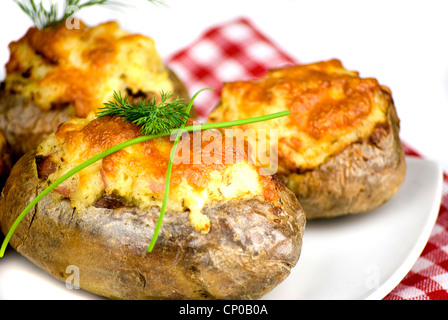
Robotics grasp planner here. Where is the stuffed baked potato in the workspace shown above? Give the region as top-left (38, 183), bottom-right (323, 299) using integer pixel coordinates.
top-left (208, 59), bottom-right (406, 219)
top-left (0, 20), bottom-right (189, 161)
top-left (0, 114), bottom-right (306, 300)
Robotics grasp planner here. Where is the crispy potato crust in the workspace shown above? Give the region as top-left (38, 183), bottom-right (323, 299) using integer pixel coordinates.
top-left (0, 150), bottom-right (306, 300)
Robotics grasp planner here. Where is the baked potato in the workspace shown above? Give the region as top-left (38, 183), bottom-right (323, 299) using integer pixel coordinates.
top-left (208, 59), bottom-right (406, 219)
top-left (0, 115), bottom-right (306, 300)
top-left (0, 20), bottom-right (189, 161)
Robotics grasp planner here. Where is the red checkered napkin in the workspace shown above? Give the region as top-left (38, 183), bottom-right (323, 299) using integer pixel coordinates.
top-left (167, 18), bottom-right (296, 119)
top-left (165, 17), bottom-right (448, 300)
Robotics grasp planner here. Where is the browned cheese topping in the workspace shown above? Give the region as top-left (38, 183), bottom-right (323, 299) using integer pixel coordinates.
top-left (37, 115), bottom-right (281, 233)
top-left (208, 59), bottom-right (393, 173)
top-left (4, 21), bottom-right (176, 117)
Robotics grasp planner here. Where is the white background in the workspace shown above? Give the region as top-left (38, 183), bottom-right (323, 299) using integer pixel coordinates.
top-left (0, 0), bottom-right (447, 300)
top-left (0, 0), bottom-right (447, 172)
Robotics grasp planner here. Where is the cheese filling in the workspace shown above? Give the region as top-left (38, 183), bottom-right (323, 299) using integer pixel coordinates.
top-left (37, 115), bottom-right (277, 233)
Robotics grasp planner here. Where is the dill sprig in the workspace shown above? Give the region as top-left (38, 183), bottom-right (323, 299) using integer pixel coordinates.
top-left (97, 91), bottom-right (191, 135)
top-left (0, 88), bottom-right (291, 257)
top-left (14, 0), bottom-right (162, 29)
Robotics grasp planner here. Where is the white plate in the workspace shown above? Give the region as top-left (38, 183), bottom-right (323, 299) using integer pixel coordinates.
top-left (0, 156), bottom-right (443, 300)
top-left (262, 156), bottom-right (444, 300)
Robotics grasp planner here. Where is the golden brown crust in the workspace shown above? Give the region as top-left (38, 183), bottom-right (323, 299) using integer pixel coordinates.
top-left (0, 147), bottom-right (306, 300)
top-left (4, 21), bottom-right (185, 117)
top-left (47, 115), bottom-right (273, 197)
top-left (221, 59), bottom-right (376, 139)
top-left (209, 59), bottom-right (391, 172)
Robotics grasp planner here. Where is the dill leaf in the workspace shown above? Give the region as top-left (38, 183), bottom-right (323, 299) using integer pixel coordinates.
top-left (96, 91), bottom-right (192, 135)
top-left (14, 0), bottom-right (162, 29)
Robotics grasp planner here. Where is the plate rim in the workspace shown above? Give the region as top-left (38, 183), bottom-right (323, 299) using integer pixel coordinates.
top-left (364, 156), bottom-right (444, 300)
top-left (261, 156), bottom-right (444, 300)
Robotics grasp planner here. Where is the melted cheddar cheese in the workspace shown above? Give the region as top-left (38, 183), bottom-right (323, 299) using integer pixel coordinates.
top-left (208, 59), bottom-right (392, 173)
top-left (4, 21), bottom-right (175, 117)
top-left (37, 115), bottom-right (279, 233)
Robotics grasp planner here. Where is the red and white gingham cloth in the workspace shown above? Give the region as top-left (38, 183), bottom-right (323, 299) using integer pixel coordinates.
top-left (167, 18), bottom-right (296, 120)
top-left (166, 17), bottom-right (448, 300)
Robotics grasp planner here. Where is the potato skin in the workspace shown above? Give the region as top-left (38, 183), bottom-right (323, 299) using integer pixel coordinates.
top-left (0, 150), bottom-right (305, 300)
top-left (0, 68), bottom-right (190, 161)
top-left (283, 99), bottom-right (406, 219)
top-left (0, 89), bottom-right (73, 161)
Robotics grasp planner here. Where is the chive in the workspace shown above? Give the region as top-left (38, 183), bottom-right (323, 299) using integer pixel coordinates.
top-left (0, 103), bottom-right (289, 258)
top-left (146, 87), bottom-right (208, 253)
